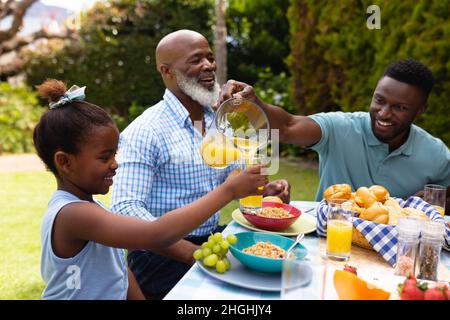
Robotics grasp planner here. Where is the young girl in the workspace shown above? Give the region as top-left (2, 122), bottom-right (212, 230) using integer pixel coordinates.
top-left (34, 79), bottom-right (267, 300)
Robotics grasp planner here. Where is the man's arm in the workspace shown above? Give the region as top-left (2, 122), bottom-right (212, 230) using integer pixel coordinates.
top-left (219, 80), bottom-right (322, 147)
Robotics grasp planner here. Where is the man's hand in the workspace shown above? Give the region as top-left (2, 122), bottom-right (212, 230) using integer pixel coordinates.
top-left (215, 79), bottom-right (263, 109)
top-left (413, 189), bottom-right (424, 198)
top-left (263, 179), bottom-right (291, 203)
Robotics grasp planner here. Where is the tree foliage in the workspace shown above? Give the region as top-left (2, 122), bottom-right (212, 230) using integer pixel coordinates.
top-left (24, 0), bottom-right (293, 126)
top-left (23, 0), bottom-right (214, 128)
top-left (288, 0), bottom-right (450, 144)
top-left (224, 0), bottom-right (297, 156)
top-left (0, 82), bottom-right (42, 153)
top-left (226, 0), bottom-right (291, 84)
top-left (0, 0), bottom-right (76, 80)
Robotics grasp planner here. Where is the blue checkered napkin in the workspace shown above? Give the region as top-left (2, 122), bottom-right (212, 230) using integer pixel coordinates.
top-left (316, 196), bottom-right (450, 266)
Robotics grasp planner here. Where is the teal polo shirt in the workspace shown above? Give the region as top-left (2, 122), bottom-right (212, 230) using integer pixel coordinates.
top-left (309, 111), bottom-right (450, 201)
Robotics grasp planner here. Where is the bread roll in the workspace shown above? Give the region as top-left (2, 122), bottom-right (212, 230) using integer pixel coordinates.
top-left (369, 185), bottom-right (390, 203)
top-left (402, 207), bottom-right (429, 221)
top-left (385, 198), bottom-right (406, 225)
top-left (354, 187), bottom-right (378, 208)
top-left (385, 198), bottom-right (429, 224)
top-left (359, 202), bottom-right (389, 223)
top-left (323, 184), bottom-right (352, 202)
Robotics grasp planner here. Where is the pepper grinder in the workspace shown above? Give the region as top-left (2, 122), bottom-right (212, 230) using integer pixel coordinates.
top-left (417, 220), bottom-right (445, 281)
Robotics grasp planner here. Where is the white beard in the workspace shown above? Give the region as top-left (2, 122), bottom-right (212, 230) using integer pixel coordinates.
top-left (175, 70), bottom-right (220, 108)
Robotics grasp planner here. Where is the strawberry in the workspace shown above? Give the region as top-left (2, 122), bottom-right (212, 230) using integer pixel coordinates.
top-left (343, 264), bottom-right (357, 275)
top-left (435, 282), bottom-right (449, 299)
top-left (398, 277), bottom-right (425, 300)
top-left (403, 274), bottom-right (417, 288)
top-left (399, 284), bottom-right (424, 300)
top-left (424, 287), bottom-right (446, 300)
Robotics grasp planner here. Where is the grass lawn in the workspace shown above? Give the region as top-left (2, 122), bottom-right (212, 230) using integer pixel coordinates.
top-left (0, 159), bottom-right (318, 300)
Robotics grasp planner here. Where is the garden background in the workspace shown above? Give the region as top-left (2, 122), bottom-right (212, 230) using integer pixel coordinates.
top-left (1, 0), bottom-right (449, 299)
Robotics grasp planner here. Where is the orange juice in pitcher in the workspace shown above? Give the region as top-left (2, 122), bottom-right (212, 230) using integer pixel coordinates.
top-left (200, 134), bottom-right (241, 169)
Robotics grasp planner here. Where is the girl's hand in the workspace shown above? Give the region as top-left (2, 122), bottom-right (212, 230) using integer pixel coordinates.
top-left (224, 165), bottom-right (268, 199)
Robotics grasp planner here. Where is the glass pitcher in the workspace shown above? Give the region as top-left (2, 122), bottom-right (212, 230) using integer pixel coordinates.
top-left (199, 124), bottom-right (241, 169)
top-left (215, 97), bottom-right (270, 164)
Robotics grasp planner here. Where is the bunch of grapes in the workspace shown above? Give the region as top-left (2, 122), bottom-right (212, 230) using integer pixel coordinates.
top-left (193, 232), bottom-right (237, 274)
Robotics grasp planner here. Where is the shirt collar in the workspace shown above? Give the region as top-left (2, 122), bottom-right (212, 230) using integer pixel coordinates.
top-left (364, 113), bottom-right (414, 156)
top-left (163, 89), bottom-right (190, 127)
top-left (365, 114), bottom-right (383, 147)
top-left (163, 89), bottom-right (216, 129)
top-left (391, 126), bottom-right (415, 156)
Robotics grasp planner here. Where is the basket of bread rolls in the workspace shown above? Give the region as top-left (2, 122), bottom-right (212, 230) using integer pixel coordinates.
top-left (321, 184), bottom-right (430, 251)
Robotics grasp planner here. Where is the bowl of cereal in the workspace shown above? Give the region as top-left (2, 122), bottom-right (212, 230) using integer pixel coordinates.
top-left (242, 202), bottom-right (302, 231)
top-left (229, 232), bottom-right (307, 273)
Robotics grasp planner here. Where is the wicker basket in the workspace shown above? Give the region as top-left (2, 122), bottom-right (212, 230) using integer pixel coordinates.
top-left (352, 227), bottom-right (374, 250)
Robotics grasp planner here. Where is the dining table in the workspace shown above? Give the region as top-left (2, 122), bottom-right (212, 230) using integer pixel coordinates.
top-left (164, 201), bottom-right (450, 300)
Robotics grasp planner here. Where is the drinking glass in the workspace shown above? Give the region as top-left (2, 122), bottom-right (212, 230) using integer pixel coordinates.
top-left (326, 200), bottom-right (353, 262)
top-left (239, 151), bottom-right (270, 214)
top-left (281, 248), bottom-right (329, 300)
top-left (424, 184), bottom-right (446, 217)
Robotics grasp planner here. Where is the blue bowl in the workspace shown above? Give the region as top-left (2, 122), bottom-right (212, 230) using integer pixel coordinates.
top-left (229, 232), bottom-right (307, 273)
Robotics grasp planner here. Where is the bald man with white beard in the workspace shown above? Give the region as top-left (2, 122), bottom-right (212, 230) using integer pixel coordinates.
top-left (111, 30), bottom-right (290, 299)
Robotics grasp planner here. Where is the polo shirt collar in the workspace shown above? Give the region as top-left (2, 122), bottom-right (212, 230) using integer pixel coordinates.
top-left (393, 126), bottom-right (415, 156)
top-left (365, 114), bottom-right (383, 147)
top-left (364, 113), bottom-right (414, 156)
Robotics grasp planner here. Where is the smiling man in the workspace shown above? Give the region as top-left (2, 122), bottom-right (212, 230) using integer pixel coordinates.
top-left (110, 30), bottom-right (289, 299)
top-left (220, 59), bottom-right (450, 201)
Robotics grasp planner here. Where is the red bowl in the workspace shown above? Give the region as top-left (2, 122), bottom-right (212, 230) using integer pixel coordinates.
top-left (242, 201), bottom-right (302, 231)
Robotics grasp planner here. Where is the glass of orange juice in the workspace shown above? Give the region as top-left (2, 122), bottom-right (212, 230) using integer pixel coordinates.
top-left (424, 184), bottom-right (446, 217)
top-left (239, 151), bottom-right (269, 214)
top-left (326, 200), bottom-right (353, 262)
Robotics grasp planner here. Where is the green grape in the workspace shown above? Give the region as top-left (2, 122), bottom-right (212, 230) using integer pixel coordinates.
top-left (206, 239), bottom-right (216, 249)
top-left (203, 253), bottom-right (219, 267)
top-left (212, 244), bottom-right (221, 254)
top-left (215, 260), bottom-right (227, 274)
top-left (212, 232), bottom-right (223, 242)
top-left (198, 231), bottom-right (234, 273)
top-left (202, 247), bottom-right (212, 257)
top-left (193, 249), bottom-right (203, 260)
top-left (223, 257), bottom-right (231, 270)
top-left (226, 234), bottom-right (237, 244)
top-left (220, 241), bottom-right (229, 251)
top-left (219, 247), bottom-right (228, 256)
